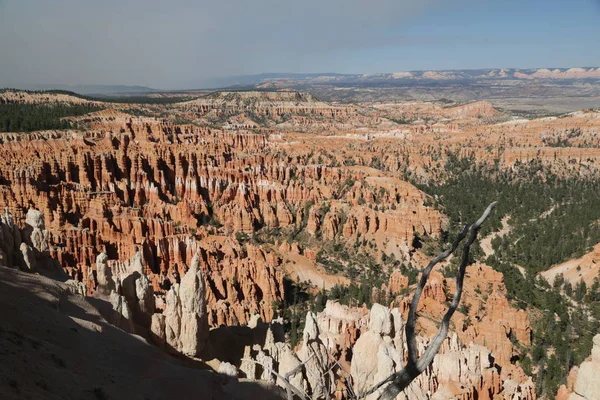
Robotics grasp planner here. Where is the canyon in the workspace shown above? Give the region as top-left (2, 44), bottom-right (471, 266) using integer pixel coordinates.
top-left (1, 88), bottom-right (600, 399)
top-left (0, 207), bottom-right (535, 399)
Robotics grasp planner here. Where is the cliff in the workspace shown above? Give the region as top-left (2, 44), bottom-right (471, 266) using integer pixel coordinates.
top-left (177, 90), bottom-right (357, 121)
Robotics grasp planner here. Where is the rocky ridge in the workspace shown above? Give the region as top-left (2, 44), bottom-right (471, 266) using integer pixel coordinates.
top-left (177, 90), bottom-right (356, 121)
top-left (0, 90), bottom-right (102, 105)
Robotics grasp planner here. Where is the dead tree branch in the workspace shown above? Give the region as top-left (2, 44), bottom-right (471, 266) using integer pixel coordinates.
top-left (240, 358), bottom-right (311, 400)
top-left (361, 201), bottom-right (497, 400)
top-left (284, 353), bottom-right (315, 400)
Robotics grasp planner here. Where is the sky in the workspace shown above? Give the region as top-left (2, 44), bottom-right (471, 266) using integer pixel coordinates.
top-left (1, 0), bottom-right (600, 89)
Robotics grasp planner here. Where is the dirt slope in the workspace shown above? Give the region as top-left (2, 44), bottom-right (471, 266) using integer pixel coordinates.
top-left (540, 243), bottom-right (600, 286)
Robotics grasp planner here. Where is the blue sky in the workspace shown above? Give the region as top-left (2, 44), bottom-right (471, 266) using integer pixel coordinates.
top-left (0, 0), bottom-right (599, 88)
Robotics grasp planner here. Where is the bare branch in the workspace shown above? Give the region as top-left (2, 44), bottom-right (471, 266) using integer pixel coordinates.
top-left (284, 353), bottom-right (315, 380)
top-left (283, 353), bottom-right (314, 400)
top-left (240, 358), bottom-right (311, 400)
top-left (405, 223), bottom-right (470, 366)
top-left (361, 201), bottom-right (497, 400)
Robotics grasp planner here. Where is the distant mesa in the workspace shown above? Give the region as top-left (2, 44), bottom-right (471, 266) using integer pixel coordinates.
top-left (211, 67), bottom-right (600, 88)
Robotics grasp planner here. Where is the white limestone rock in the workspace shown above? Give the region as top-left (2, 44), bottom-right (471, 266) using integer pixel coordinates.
top-left (150, 313), bottom-right (166, 348)
top-left (178, 252), bottom-right (209, 356)
top-left (20, 242), bottom-right (36, 272)
top-left (299, 311), bottom-right (334, 398)
top-left (135, 273), bottom-right (154, 315)
top-left (218, 362), bottom-right (239, 378)
top-left (159, 252), bottom-right (208, 357)
top-left (25, 208), bottom-right (49, 254)
top-left (240, 345), bottom-right (257, 379)
top-left (95, 253), bottom-right (115, 293)
top-left (275, 343), bottom-right (304, 390)
top-left (256, 350), bottom-right (276, 384)
top-left (369, 303), bottom-right (392, 336)
top-left (248, 313), bottom-right (262, 329)
top-left (109, 291), bottom-right (135, 333)
top-left (351, 329), bottom-right (384, 394)
top-left (569, 334), bottom-right (600, 400)
top-left (65, 279), bottom-right (87, 296)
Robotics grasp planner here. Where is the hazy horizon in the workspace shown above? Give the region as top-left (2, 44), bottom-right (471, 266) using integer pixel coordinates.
top-left (1, 0), bottom-right (600, 89)
top-left (5, 65), bottom-right (600, 93)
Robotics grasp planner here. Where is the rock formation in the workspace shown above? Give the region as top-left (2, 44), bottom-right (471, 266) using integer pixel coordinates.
top-left (243, 300), bottom-right (535, 400)
top-left (0, 203), bottom-right (535, 399)
top-left (0, 207), bottom-right (54, 272)
top-left (567, 334), bottom-right (600, 400)
top-left (4, 89), bottom-right (599, 399)
top-left (0, 108), bottom-right (446, 326)
top-left (395, 264), bottom-right (532, 368)
top-left (350, 304), bottom-right (404, 398)
top-left (0, 265), bottom-right (281, 400)
top-left (95, 252), bottom-right (114, 293)
top-left (298, 311), bottom-right (336, 398)
top-left (150, 252), bottom-right (209, 357)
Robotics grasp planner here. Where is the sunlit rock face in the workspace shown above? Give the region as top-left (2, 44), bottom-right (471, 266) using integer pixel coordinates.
top-left (242, 299), bottom-right (534, 400)
top-left (566, 335), bottom-right (600, 400)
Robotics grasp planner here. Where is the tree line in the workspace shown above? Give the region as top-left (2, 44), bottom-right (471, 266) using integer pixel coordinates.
top-left (0, 103), bottom-right (102, 132)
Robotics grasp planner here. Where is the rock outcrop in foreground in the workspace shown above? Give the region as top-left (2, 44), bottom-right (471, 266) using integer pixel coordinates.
top-left (242, 300), bottom-right (535, 400)
top-left (0, 266), bottom-right (281, 400)
top-left (150, 251), bottom-right (209, 356)
top-left (0, 208), bottom-right (53, 273)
